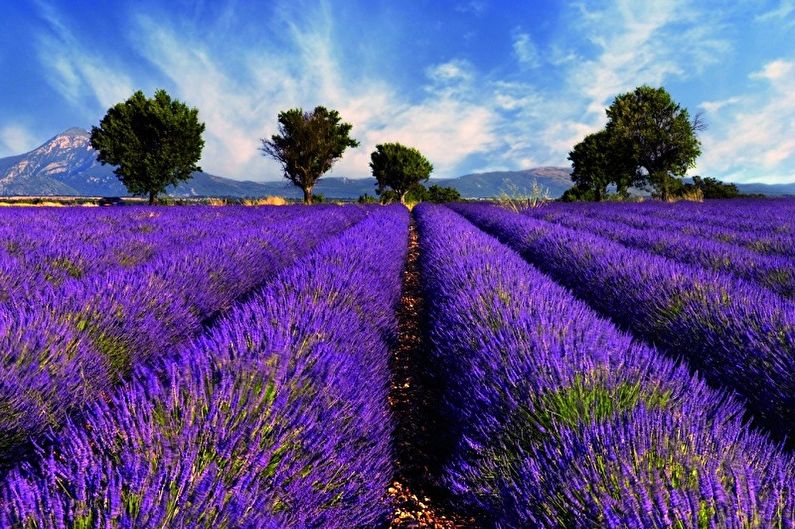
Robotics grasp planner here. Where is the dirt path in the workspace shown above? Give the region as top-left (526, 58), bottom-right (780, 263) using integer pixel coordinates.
top-left (387, 219), bottom-right (479, 529)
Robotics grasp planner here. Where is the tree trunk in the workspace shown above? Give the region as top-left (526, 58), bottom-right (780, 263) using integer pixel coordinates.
top-left (303, 186), bottom-right (313, 204)
top-left (148, 190), bottom-right (157, 205)
top-left (399, 190), bottom-right (407, 204)
top-left (594, 186), bottom-right (602, 202)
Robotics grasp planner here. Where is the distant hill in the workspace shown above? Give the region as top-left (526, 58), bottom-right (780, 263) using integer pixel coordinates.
top-left (448, 167), bottom-right (573, 198)
top-left (732, 181), bottom-right (795, 196)
top-left (1, 128), bottom-right (790, 199)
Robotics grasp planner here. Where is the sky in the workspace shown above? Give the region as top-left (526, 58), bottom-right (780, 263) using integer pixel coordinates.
top-left (1, 0), bottom-right (794, 184)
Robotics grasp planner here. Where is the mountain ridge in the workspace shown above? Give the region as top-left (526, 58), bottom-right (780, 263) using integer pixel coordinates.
top-left (1, 128), bottom-right (792, 198)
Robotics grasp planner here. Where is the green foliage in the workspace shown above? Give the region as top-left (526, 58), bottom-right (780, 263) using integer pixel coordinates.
top-left (370, 142), bottom-right (433, 204)
top-left (606, 85), bottom-right (703, 200)
top-left (687, 176), bottom-right (742, 199)
top-left (378, 183), bottom-right (424, 204)
top-left (567, 130), bottom-right (634, 201)
top-left (357, 193), bottom-right (378, 204)
top-left (560, 185), bottom-right (597, 202)
top-left (90, 89), bottom-right (205, 205)
top-left (567, 85), bottom-right (703, 202)
top-left (260, 106), bottom-right (359, 204)
top-left (376, 183), bottom-right (461, 205)
top-left (425, 184), bottom-right (461, 203)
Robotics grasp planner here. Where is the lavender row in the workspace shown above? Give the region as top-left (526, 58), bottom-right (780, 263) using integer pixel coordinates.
top-left (527, 207), bottom-right (795, 297)
top-left (415, 204), bottom-right (794, 528)
top-left (1, 205), bottom-right (408, 528)
top-left (0, 206), bottom-right (308, 301)
top-left (453, 203), bottom-right (795, 443)
top-left (546, 199), bottom-right (795, 234)
top-left (530, 202), bottom-right (795, 258)
top-left (0, 205), bottom-right (366, 465)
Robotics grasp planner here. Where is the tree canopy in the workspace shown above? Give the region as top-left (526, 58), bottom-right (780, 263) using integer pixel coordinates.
top-left (260, 106), bottom-right (358, 204)
top-left (370, 142), bottom-right (433, 204)
top-left (567, 85), bottom-right (703, 201)
top-left (90, 89), bottom-right (205, 204)
top-left (606, 85), bottom-right (703, 200)
top-left (567, 130), bottom-right (634, 202)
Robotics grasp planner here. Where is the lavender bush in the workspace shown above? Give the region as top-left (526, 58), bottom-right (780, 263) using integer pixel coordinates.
top-left (1, 205), bottom-right (408, 528)
top-left (0, 205), bottom-right (366, 465)
top-left (452, 202), bottom-right (795, 443)
top-left (525, 207), bottom-right (795, 297)
top-left (415, 203), bottom-right (794, 527)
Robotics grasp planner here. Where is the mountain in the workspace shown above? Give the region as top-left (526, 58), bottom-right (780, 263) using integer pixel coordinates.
top-left (733, 182), bottom-right (795, 196)
top-left (0, 128), bottom-right (279, 198)
top-left (2, 128), bottom-right (790, 199)
top-left (448, 167), bottom-right (573, 198)
top-left (0, 128), bottom-right (576, 199)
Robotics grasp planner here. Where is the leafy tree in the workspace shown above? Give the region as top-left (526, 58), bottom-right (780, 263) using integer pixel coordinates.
top-left (377, 183), bottom-right (426, 204)
top-left (560, 185), bottom-right (597, 202)
top-left (425, 184), bottom-right (461, 203)
top-left (680, 176), bottom-right (742, 199)
top-left (370, 143), bottom-right (433, 204)
top-left (567, 130), bottom-right (635, 201)
top-left (260, 106), bottom-right (358, 204)
top-left (605, 85), bottom-right (703, 200)
top-left (90, 89), bottom-right (205, 205)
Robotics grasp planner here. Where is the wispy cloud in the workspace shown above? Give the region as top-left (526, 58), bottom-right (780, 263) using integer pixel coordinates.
top-left (569, 0), bottom-right (727, 117)
top-left (34, 0), bottom-right (134, 115)
top-left (478, 0), bottom-right (734, 174)
top-left (15, 0), bottom-right (791, 185)
top-left (698, 59), bottom-right (795, 183)
top-left (0, 124), bottom-right (39, 156)
top-left (455, 1), bottom-right (487, 15)
top-left (512, 31), bottom-right (540, 68)
top-left (755, 0), bottom-right (795, 24)
top-left (127, 4), bottom-right (498, 179)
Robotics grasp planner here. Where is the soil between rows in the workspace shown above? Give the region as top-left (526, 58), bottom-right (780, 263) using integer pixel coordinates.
top-left (387, 218), bottom-right (478, 529)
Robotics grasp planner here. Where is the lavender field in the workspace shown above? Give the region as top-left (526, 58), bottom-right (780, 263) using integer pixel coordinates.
top-left (1, 200), bottom-right (794, 528)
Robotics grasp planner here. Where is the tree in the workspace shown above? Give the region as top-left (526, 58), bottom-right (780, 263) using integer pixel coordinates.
top-left (260, 106), bottom-right (358, 204)
top-left (567, 130), bottom-right (635, 202)
top-left (370, 143), bottom-right (433, 204)
top-left (90, 89), bottom-right (205, 205)
top-left (425, 184), bottom-right (461, 203)
top-left (684, 176), bottom-right (742, 199)
top-left (605, 85), bottom-right (703, 201)
top-left (560, 185), bottom-right (597, 202)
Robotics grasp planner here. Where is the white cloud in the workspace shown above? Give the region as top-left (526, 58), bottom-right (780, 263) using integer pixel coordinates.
top-left (755, 1), bottom-right (795, 23)
top-left (425, 60), bottom-right (474, 85)
top-left (512, 32), bottom-right (540, 68)
top-left (34, 1), bottom-right (134, 114)
top-left (570, 0), bottom-right (712, 117)
top-left (483, 0), bottom-right (735, 173)
top-left (126, 8), bottom-right (497, 180)
top-left (698, 59), bottom-right (795, 184)
top-left (700, 96), bottom-right (742, 114)
top-left (0, 125), bottom-right (39, 156)
top-left (751, 59), bottom-right (794, 81)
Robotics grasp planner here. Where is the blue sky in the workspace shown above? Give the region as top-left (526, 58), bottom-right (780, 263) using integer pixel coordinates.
top-left (1, 0), bottom-right (794, 184)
